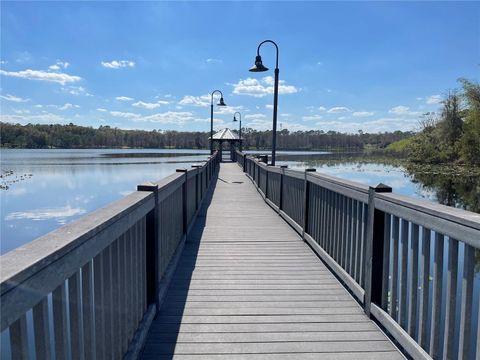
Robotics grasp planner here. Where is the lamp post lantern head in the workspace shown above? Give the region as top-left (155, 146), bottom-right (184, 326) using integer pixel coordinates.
top-left (218, 97), bottom-right (227, 106)
top-left (233, 116), bottom-right (237, 122)
top-left (249, 55), bottom-right (269, 72)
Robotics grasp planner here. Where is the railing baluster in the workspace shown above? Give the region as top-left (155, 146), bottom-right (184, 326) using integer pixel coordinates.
top-left (81, 260), bottom-right (95, 360)
top-left (399, 219), bottom-right (409, 329)
top-left (111, 239), bottom-right (121, 359)
top-left (52, 283), bottom-right (69, 359)
top-left (10, 313), bottom-right (29, 360)
top-left (430, 232), bottom-right (444, 358)
top-left (68, 270), bottom-right (84, 360)
top-left (33, 297), bottom-right (51, 359)
top-left (443, 237), bottom-right (459, 359)
top-left (408, 223), bottom-right (419, 338)
top-left (391, 216), bottom-right (400, 320)
top-left (419, 228), bottom-right (431, 350)
top-left (102, 245), bottom-right (113, 358)
top-left (458, 244), bottom-right (474, 359)
top-left (93, 253), bottom-right (105, 360)
top-left (381, 213), bottom-right (391, 311)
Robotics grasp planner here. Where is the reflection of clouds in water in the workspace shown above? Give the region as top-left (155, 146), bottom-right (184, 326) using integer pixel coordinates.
top-left (5, 205), bottom-right (86, 223)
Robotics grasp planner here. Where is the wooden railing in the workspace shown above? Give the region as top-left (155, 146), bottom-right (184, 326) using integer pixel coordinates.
top-left (0, 152), bottom-right (220, 360)
top-left (234, 150), bottom-right (480, 360)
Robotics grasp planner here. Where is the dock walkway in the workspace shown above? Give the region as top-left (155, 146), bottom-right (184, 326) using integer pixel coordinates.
top-left (141, 162), bottom-right (404, 359)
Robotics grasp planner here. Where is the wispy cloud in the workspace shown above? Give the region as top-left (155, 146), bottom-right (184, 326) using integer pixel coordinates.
top-left (1, 113), bottom-right (65, 124)
top-left (0, 94), bottom-right (29, 102)
top-left (232, 76), bottom-right (298, 97)
top-left (116, 96), bottom-right (134, 101)
top-left (206, 58), bottom-right (222, 64)
top-left (61, 85), bottom-right (92, 96)
top-left (96, 108), bottom-right (107, 112)
top-left (0, 69), bottom-right (81, 85)
top-left (178, 94), bottom-right (210, 107)
top-left (327, 107), bottom-right (350, 113)
top-left (352, 111), bottom-right (374, 117)
top-left (101, 60), bottom-right (135, 69)
top-left (302, 115), bottom-right (323, 121)
top-left (426, 95), bottom-right (442, 104)
top-left (49, 61), bottom-right (70, 71)
top-left (109, 110), bottom-right (194, 125)
top-left (132, 100), bottom-right (170, 110)
top-left (5, 205), bottom-right (86, 224)
top-left (59, 103), bottom-right (80, 110)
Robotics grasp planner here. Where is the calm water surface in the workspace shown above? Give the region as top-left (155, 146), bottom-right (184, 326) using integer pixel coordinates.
top-left (0, 149), bottom-right (209, 254)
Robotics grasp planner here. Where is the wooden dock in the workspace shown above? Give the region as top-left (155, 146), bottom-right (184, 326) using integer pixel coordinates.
top-left (141, 162), bottom-right (404, 359)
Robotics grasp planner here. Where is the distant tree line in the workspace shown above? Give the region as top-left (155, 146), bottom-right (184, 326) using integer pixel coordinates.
top-left (387, 79), bottom-right (480, 166)
top-left (0, 122), bottom-right (413, 151)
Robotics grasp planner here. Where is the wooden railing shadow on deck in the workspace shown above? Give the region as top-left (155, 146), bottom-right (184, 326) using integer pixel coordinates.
top-left (140, 175), bottom-right (218, 359)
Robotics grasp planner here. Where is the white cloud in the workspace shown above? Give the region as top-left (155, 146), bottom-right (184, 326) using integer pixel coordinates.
top-left (59, 103), bottom-right (80, 110)
top-left (389, 105), bottom-right (409, 114)
top-left (1, 113), bottom-right (65, 124)
top-left (302, 115), bottom-right (323, 121)
top-left (110, 111), bottom-right (140, 119)
top-left (49, 61), bottom-right (70, 71)
top-left (5, 205), bottom-right (86, 223)
top-left (327, 107), bottom-right (350, 113)
top-left (132, 101), bottom-right (161, 110)
top-left (317, 61), bottom-right (323, 66)
top-left (0, 69), bottom-right (81, 85)
top-left (136, 111), bottom-right (195, 125)
top-left (245, 113), bottom-right (267, 120)
top-left (206, 58), bottom-right (222, 64)
top-left (265, 104), bottom-right (273, 110)
top-left (61, 86), bottom-right (92, 96)
top-left (316, 117), bottom-right (418, 133)
top-left (318, 106), bottom-right (327, 112)
top-left (101, 60), bottom-right (135, 69)
top-left (109, 110), bottom-right (195, 125)
top-left (116, 96), bottom-right (134, 101)
top-left (352, 111), bottom-right (374, 117)
top-left (232, 76), bottom-right (298, 97)
top-left (178, 94), bottom-right (211, 107)
top-left (96, 108), bottom-right (107, 112)
top-left (0, 94), bottom-right (29, 102)
top-left (426, 95), bottom-right (442, 104)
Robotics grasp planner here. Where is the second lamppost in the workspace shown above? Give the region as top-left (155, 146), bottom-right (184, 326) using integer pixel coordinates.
top-left (210, 90), bottom-right (226, 155)
top-left (249, 39), bottom-right (279, 166)
top-left (233, 111), bottom-right (242, 152)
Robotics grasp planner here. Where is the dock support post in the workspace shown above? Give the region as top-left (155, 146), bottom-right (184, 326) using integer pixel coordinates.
top-left (302, 169), bottom-right (316, 240)
top-left (136, 183), bottom-right (159, 311)
top-left (364, 183), bottom-right (392, 317)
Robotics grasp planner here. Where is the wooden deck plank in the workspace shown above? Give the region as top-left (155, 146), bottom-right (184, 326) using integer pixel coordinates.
top-left (141, 163), bottom-right (404, 359)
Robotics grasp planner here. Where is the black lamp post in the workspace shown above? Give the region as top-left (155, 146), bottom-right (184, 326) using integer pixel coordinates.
top-left (249, 39), bottom-right (279, 166)
top-left (233, 111), bottom-right (242, 152)
top-left (210, 90), bottom-right (226, 154)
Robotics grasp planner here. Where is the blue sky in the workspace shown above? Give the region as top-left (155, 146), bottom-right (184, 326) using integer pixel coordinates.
top-left (1, 1), bottom-right (478, 133)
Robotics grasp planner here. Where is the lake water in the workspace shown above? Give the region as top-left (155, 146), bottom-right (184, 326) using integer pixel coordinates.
top-left (1, 149), bottom-right (479, 254)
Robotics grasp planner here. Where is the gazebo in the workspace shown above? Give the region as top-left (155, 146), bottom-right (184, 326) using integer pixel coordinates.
top-left (210, 128), bottom-right (242, 161)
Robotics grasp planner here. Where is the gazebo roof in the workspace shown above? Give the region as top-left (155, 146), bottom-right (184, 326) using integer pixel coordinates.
top-left (210, 128), bottom-right (240, 141)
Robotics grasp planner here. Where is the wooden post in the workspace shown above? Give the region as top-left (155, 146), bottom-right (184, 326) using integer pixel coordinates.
top-left (303, 169), bottom-right (316, 240)
top-left (137, 183), bottom-right (159, 310)
top-left (364, 183), bottom-right (392, 317)
top-left (176, 169), bottom-right (188, 236)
